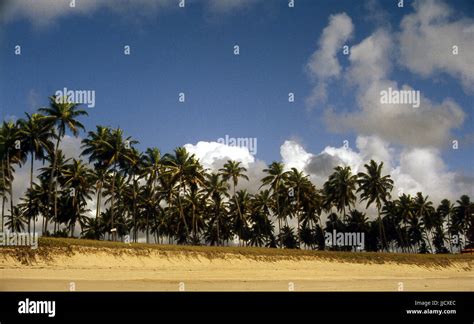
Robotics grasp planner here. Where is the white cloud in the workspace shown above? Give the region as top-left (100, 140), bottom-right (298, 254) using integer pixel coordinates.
top-left (319, 26), bottom-right (465, 147)
top-left (206, 0), bottom-right (260, 14)
top-left (0, 0), bottom-right (259, 26)
top-left (398, 0), bottom-right (474, 92)
top-left (59, 135), bottom-right (83, 160)
top-left (346, 29), bottom-right (392, 86)
top-left (356, 135), bottom-right (393, 170)
top-left (306, 12), bottom-right (354, 105)
top-left (0, 0), bottom-right (179, 26)
top-left (304, 1), bottom-right (470, 147)
top-left (279, 137), bottom-right (470, 209)
top-left (390, 147), bottom-right (465, 203)
top-left (280, 140), bottom-right (313, 171)
top-left (183, 141), bottom-right (265, 194)
top-left (184, 141), bottom-right (255, 169)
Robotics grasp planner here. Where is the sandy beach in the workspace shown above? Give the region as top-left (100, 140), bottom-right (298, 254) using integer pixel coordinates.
top-left (1, 241), bottom-right (473, 292)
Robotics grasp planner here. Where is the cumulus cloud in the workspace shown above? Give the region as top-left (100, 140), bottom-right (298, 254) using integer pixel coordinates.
top-left (324, 81), bottom-right (465, 147)
top-left (306, 12), bottom-right (354, 105)
top-left (183, 141), bottom-right (265, 194)
top-left (280, 138), bottom-right (471, 209)
top-left (303, 1), bottom-right (470, 148)
top-left (280, 140), bottom-right (313, 171)
top-left (398, 0), bottom-right (474, 92)
top-left (346, 29), bottom-right (392, 86)
top-left (318, 25), bottom-right (465, 147)
top-left (184, 141), bottom-right (255, 169)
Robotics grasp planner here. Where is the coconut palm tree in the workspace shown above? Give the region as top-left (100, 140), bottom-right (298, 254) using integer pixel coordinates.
top-left (17, 113), bottom-right (54, 235)
top-left (81, 126), bottom-right (111, 226)
top-left (183, 189), bottom-right (205, 244)
top-left (286, 168), bottom-right (311, 241)
top-left (412, 192), bottom-right (435, 253)
top-left (203, 172), bottom-right (229, 246)
top-left (62, 159), bottom-right (94, 236)
top-left (436, 199), bottom-right (454, 252)
top-left (0, 121), bottom-right (25, 231)
top-left (162, 147), bottom-right (204, 243)
top-left (357, 160), bottom-right (394, 251)
top-left (38, 149), bottom-right (70, 234)
top-left (5, 206), bottom-right (26, 232)
top-left (82, 127), bottom-right (137, 240)
top-left (220, 160), bottom-right (249, 243)
top-left (261, 162), bottom-right (288, 246)
top-left (325, 166), bottom-right (358, 221)
top-left (248, 190), bottom-right (275, 247)
top-left (452, 195), bottom-right (474, 250)
top-left (39, 96), bottom-right (87, 235)
top-left (229, 189), bottom-right (252, 246)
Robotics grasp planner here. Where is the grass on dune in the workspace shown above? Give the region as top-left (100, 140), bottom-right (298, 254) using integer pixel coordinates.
top-left (1, 237), bottom-right (473, 268)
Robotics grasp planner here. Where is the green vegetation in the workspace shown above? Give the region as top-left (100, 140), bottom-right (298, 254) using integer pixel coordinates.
top-left (1, 95), bottom-right (473, 253)
top-left (1, 237), bottom-right (473, 268)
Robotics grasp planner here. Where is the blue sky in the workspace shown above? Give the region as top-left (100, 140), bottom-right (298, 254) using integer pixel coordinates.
top-left (1, 0), bottom-right (473, 202)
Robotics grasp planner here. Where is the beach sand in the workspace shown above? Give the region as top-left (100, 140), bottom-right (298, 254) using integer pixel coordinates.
top-left (1, 246), bottom-right (473, 291)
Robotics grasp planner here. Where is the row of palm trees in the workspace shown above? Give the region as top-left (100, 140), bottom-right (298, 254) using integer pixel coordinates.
top-left (0, 96), bottom-right (473, 252)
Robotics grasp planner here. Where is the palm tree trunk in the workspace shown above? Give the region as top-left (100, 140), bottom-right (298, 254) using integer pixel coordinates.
top-left (7, 152), bottom-right (14, 222)
top-left (378, 206), bottom-right (387, 252)
top-left (53, 185), bottom-right (58, 234)
top-left (146, 212), bottom-right (149, 244)
top-left (447, 215), bottom-right (453, 253)
top-left (110, 163), bottom-right (116, 241)
top-left (177, 179), bottom-right (190, 242)
top-left (1, 193), bottom-right (5, 233)
top-left (28, 151), bottom-right (34, 235)
top-left (1, 159), bottom-right (6, 232)
top-left (46, 134), bottom-right (62, 236)
top-left (233, 181), bottom-right (244, 246)
top-left (216, 204), bottom-right (220, 246)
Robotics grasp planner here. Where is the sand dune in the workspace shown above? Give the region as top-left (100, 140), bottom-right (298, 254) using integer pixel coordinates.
top-left (1, 244), bottom-right (473, 291)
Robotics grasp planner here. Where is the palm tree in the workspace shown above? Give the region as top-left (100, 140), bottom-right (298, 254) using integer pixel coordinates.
top-left (357, 160), bottom-right (394, 251)
top-left (0, 121), bottom-right (25, 231)
top-left (162, 147), bottom-right (204, 243)
top-left (203, 172), bottom-right (229, 246)
top-left (286, 168), bottom-right (311, 241)
top-left (412, 192), bottom-right (435, 253)
top-left (261, 162), bottom-right (288, 246)
top-left (248, 189), bottom-right (275, 247)
top-left (122, 147), bottom-right (142, 242)
top-left (17, 113), bottom-right (54, 236)
top-left (38, 149), bottom-right (70, 234)
top-left (81, 126), bottom-right (110, 226)
top-left (62, 159), bottom-right (94, 236)
top-left (220, 160), bottom-right (249, 245)
top-left (184, 189), bottom-right (205, 244)
top-left (453, 195), bottom-right (474, 250)
top-left (5, 206), bottom-right (26, 232)
top-left (230, 189), bottom-right (252, 246)
top-left (82, 127), bottom-right (137, 240)
top-left (381, 200), bottom-right (407, 252)
top-left (81, 216), bottom-right (104, 240)
top-left (436, 199), bottom-right (454, 252)
top-left (39, 96), bottom-right (87, 235)
top-left (325, 166), bottom-right (358, 221)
